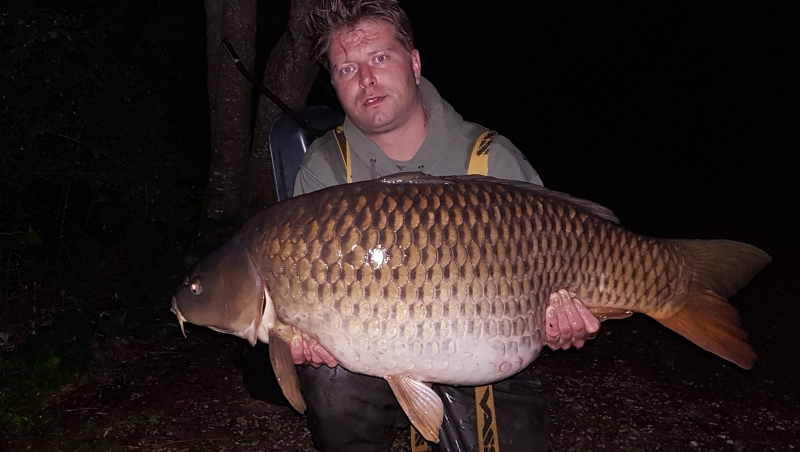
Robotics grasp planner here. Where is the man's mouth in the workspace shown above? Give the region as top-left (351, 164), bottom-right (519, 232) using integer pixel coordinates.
top-left (363, 95), bottom-right (385, 107)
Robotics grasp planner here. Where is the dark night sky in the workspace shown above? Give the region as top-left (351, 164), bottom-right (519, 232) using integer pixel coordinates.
top-left (387, 1), bottom-right (799, 244)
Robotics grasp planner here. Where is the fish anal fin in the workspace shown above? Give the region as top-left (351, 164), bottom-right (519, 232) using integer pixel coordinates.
top-left (268, 326), bottom-right (306, 413)
top-left (655, 289), bottom-right (756, 369)
top-left (587, 307), bottom-right (634, 321)
top-left (384, 375), bottom-right (443, 443)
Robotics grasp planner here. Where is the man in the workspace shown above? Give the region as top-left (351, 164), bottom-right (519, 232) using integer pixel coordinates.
top-left (286, 1), bottom-right (601, 450)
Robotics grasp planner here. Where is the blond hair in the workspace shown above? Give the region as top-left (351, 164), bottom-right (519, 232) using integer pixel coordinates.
top-left (307, 0), bottom-right (415, 71)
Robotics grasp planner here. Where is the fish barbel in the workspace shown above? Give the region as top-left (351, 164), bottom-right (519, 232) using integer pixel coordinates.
top-left (171, 173), bottom-right (770, 442)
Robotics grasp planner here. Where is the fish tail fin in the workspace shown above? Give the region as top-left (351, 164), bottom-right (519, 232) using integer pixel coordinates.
top-left (655, 240), bottom-right (771, 370)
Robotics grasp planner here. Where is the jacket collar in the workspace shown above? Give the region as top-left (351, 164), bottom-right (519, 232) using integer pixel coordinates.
top-left (342, 77), bottom-right (464, 176)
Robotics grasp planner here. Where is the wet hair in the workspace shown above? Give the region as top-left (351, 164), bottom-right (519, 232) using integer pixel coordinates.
top-left (307, 0), bottom-right (415, 71)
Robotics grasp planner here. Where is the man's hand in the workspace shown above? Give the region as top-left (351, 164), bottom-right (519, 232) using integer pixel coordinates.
top-left (289, 328), bottom-right (338, 368)
top-left (545, 290), bottom-right (601, 350)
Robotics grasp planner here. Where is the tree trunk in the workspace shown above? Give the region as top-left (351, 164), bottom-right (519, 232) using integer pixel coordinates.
top-left (244, 0), bottom-right (322, 216)
top-left (203, 0), bottom-right (322, 240)
top-left (204, 0), bottom-right (257, 225)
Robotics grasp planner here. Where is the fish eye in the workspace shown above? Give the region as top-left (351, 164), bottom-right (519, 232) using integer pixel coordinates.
top-left (189, 279), bottom-right (203, 295)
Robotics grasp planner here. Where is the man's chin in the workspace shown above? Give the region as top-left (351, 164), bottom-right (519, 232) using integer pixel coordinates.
top-left (352, 115), bottom-right (396, 136)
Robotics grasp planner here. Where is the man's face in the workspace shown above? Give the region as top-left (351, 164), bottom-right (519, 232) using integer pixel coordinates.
top-left (328, 20), bottom-right (422, 136)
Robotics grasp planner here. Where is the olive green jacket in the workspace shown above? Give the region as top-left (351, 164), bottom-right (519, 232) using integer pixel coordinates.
top-left (293, 77), bottom-right (543, 196)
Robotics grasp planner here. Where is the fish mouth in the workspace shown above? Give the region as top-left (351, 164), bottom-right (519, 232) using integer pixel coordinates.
top-left (170, 296), bottom-right (188, 338)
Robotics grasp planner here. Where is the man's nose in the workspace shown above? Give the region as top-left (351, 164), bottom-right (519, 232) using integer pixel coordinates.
top-left (359, 66), bottom-right (376, 88)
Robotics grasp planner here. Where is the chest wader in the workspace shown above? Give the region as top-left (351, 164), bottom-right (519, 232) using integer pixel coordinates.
top-left (332, 127), bottom-right (550, 452)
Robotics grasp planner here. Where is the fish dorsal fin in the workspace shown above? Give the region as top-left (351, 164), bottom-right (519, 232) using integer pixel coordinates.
top-left (535, 186), bottom-right (619, 224)
top-left (268, 326), bottom-right (306, 413)
top-left (384, 375), bottom-right (443, 443)
top-left (377, 172), bottom-right (619, 224)
top-left (379, 172), bottom-right (454, 185)
top-left (473, 176), bottom-right (619, 224)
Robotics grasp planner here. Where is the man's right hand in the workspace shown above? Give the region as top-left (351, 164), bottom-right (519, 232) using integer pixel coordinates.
top-left (290, 328), bottom-right (338, 368)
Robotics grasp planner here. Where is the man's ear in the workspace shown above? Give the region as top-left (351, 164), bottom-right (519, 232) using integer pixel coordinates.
top-left (411, 49), bottom-right (421, 84)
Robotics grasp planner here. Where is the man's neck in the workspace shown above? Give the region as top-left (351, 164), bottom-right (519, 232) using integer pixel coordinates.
top-left (365, 104), bottom-right (428, 161)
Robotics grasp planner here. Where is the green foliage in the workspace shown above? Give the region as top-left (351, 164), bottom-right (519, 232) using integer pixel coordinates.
top-left (0, 0), bottom-right (209, 428)
top-left (23, 310), bottom-right (94, 386)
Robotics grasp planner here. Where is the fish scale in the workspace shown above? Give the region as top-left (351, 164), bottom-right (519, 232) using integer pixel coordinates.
top-left (172, 173), bottom-right (770, 442)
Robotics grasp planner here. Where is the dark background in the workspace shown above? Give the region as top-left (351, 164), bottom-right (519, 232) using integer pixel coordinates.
top-left (265, 0), bottom-right (800, 233)
top-left (2, 1), bottom-right (799, 449)
top-left (402, 1), bottom-right (798, 239)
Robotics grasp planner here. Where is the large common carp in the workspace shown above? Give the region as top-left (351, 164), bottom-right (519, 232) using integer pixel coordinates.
top-left (171, 173), bottom-right (770, 442)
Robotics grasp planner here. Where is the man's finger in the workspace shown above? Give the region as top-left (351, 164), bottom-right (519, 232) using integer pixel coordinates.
top-left (573, 298), bottom-right (601, 334)
top-left (290, 335), bottom-right (306, 365)
top-left (555, 293), bottom-right (574, 350)
top-left (561, 291), bottom-right (592, 348)
top-left (545, 305), bottom-right (562, 350)
top-left (312, 344), bottom-right (339, 368)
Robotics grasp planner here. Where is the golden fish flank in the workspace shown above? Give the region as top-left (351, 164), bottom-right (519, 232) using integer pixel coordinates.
top-left (172, 173), bottom-right (770, 443)
top-left (262, 182), bottom-right (548, 382)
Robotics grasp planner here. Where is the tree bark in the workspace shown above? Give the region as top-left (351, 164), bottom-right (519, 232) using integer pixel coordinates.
top-left (244, 0), bottom-right (322, 216)
top-left (204, 0), bottom-right (257, 224)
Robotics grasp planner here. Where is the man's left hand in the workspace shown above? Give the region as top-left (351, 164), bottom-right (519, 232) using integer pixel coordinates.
top-left (545, 290), bottom-right (601, 350)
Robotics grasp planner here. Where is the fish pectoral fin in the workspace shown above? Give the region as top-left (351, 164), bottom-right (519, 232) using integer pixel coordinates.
top-left (587, 307), bottom-right (634, 321)
top-left (384, 375), bottom-right (443, 443)
top-left (268, 326), bottom-right (306, 414)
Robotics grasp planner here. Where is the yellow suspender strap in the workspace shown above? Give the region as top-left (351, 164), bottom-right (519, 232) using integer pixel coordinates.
top-left (410, 386), bottom-right (500, 452)
top-left (409, 131), bottom-right (499, 452)
top-left (467, 130), bottom-right (496, 176)
top-left (475, 385), bottom-right (500, 451)
top-left (469, 133), bottom-right (500, 451)
top-left (333, 125), bottom-right (353, 183)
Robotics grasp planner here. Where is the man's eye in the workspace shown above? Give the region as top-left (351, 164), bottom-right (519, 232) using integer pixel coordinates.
top-left (375, 55), bottom-right (387, 63)
top-left (340, 66), bottom-right (354, 75)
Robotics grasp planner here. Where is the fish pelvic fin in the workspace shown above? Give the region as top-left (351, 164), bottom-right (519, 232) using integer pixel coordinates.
top-left (384, 375), bottom-right (443, 443)
top-left (656, 240), bottom-right (771, 370)
top-left (268, 326), bottom-right (306, 413)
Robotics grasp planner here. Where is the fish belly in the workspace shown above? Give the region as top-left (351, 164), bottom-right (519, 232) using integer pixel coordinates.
top-left (302, 307), bottom-right (546, 385)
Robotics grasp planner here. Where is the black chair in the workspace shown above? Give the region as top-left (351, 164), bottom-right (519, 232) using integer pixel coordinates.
top-left (268, 105), bottom-right (344, 201)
